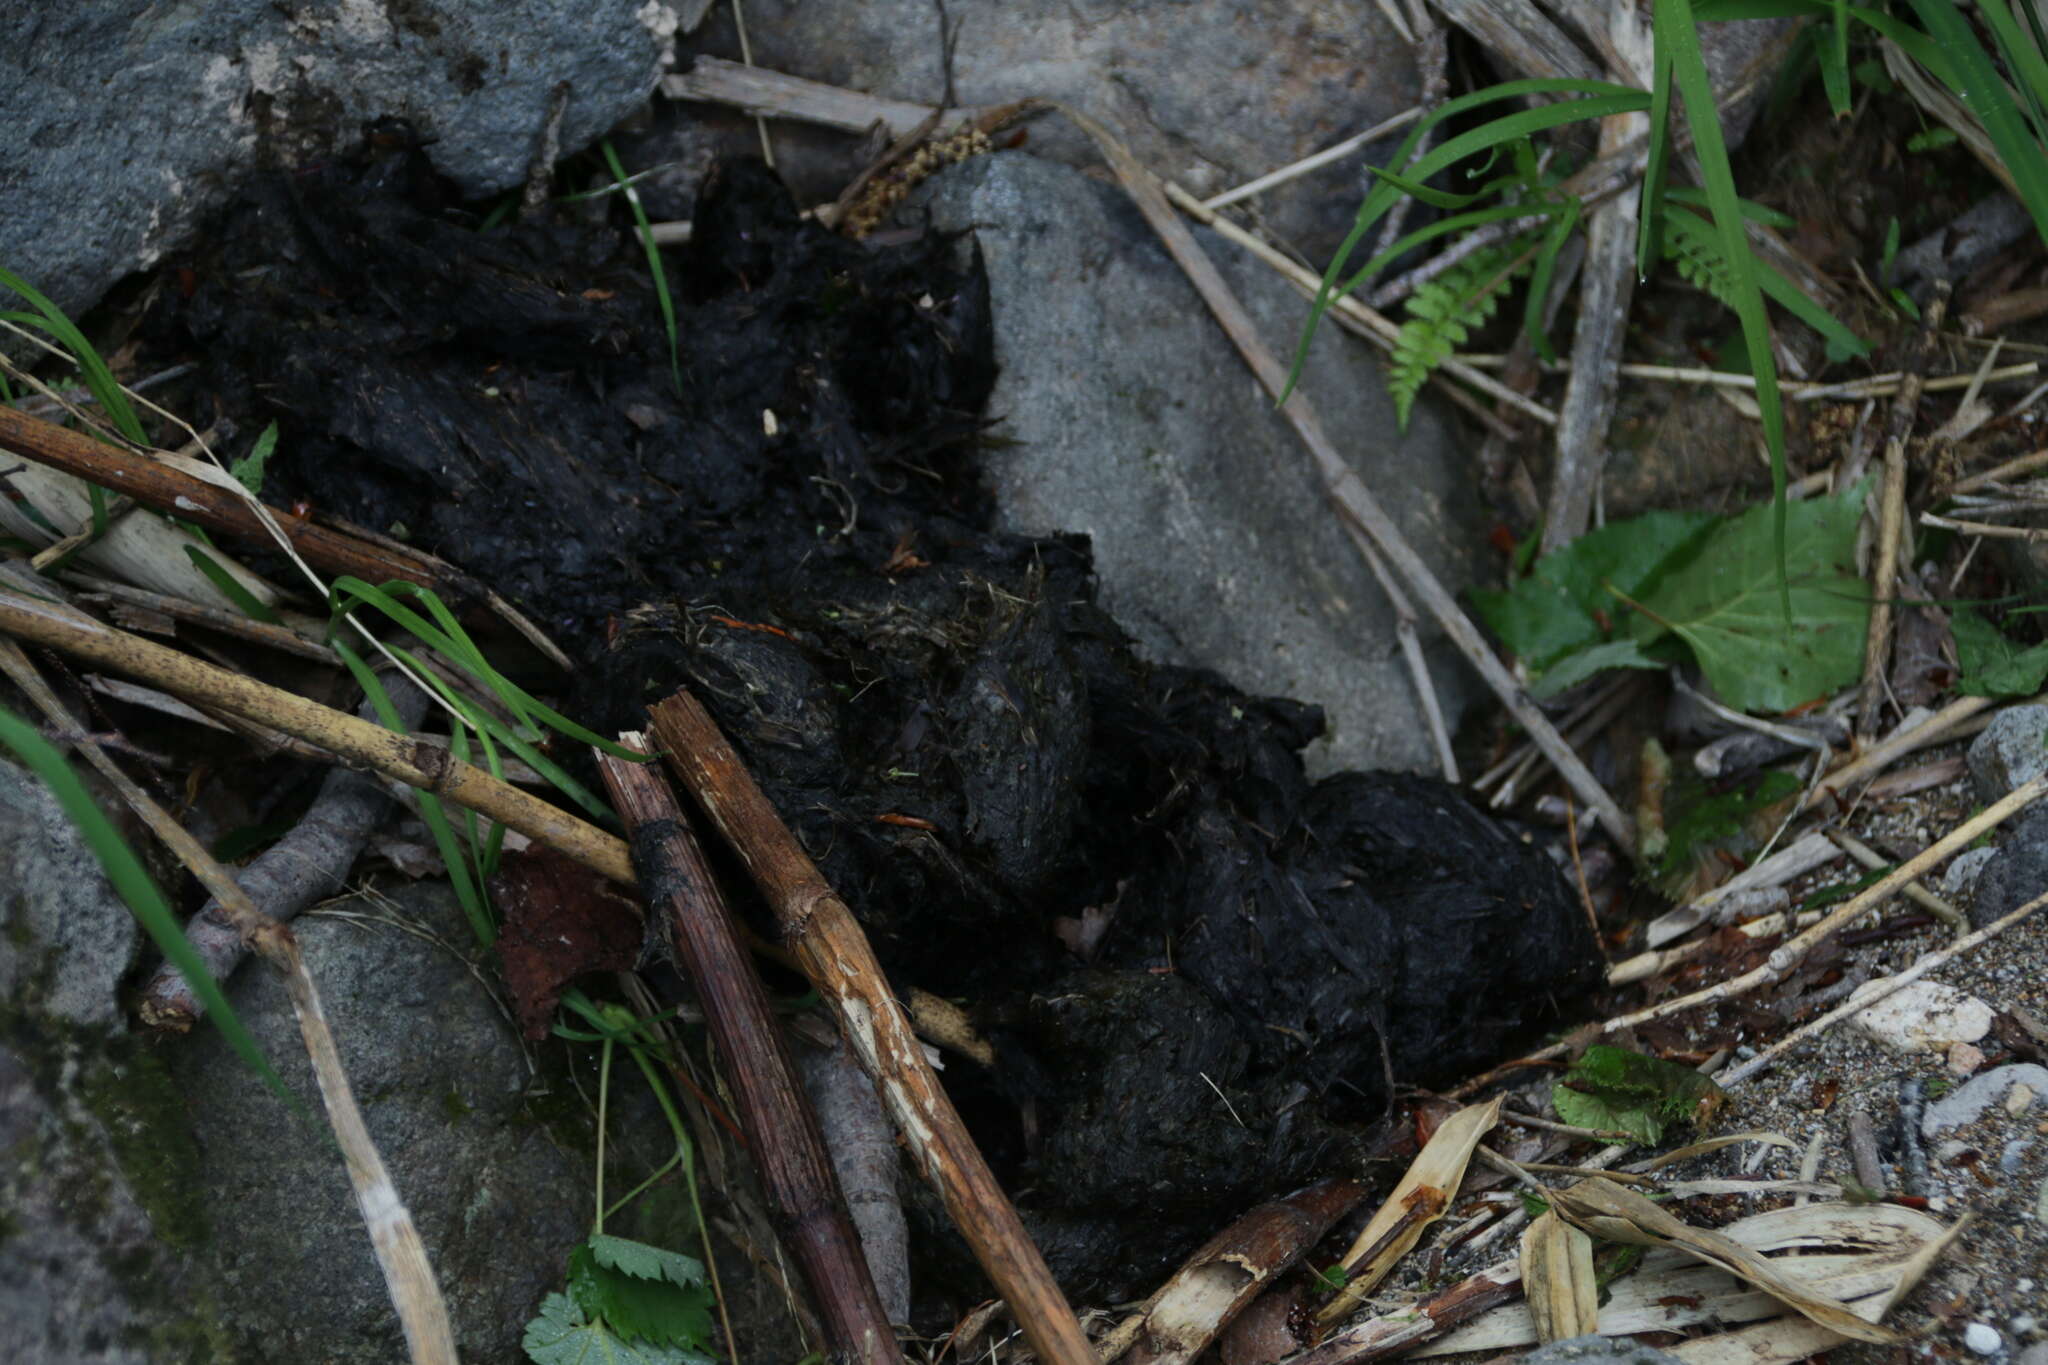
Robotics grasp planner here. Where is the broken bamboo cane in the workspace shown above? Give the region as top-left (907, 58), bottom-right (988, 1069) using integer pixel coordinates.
top-left (597, 738), bottom-right (899, 1365)
top-left (645, 688), bottom-right (1095, 1365)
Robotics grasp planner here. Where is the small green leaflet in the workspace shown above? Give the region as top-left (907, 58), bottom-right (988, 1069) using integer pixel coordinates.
top-left (230, 422), bottom-right (278, 496)
top-left (586, 1234), bottom-right (709, 1292)
top-left (1552, 1045), bottom-right (1725, 1145)
top-left (523, 1293), bottom-right (710, 1365)
top-left (1469, 509), bottom-right (1716, 691)
top-left (1653, 769), bottom-right (1802, 883)
top-left (1628, 481), bottom-right (1870, 713)
top-left (1952, 607), bottom-right (2048, 697)
top-left (567, 1240), bottom-right (714, 1349)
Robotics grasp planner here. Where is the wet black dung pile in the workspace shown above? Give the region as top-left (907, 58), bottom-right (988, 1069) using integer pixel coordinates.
top-left (151, 138), bottom-right (1603, 1307)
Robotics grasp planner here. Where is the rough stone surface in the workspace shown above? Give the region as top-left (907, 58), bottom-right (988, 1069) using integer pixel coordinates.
top-left (1522, 1335), bottom-right (1687, 1365)
top-left (170, 882), bottom-right (585, 1364)
top-left (1973, 805), bottom-right (2048, 930)
top-left (1923, 1064), bottom-right (2048, 1137)
top-left (921, 152), bottom-right (1485, 775)
top-left (1848, 976), bottom-right (1996, 1053)
top-left (2, 1), bottom-right (679, 326)
top-left (692, 0), bottom-right (1425, 263)
top-left (1970, 705), bottom-right (2048, 802)
top-left (0, 756), bottom-right (140, 1031)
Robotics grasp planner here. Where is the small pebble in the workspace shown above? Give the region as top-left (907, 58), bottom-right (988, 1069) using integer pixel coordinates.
top-left (1952, 1041), bottom-right (1988, 1075)
top-left (1967, 1323), bottom-right (2003, 1356)
top-left (2012, 1315), bottom-right (2037, 1336)
top-left (2011, 1084), bottom-right (2039, 1116)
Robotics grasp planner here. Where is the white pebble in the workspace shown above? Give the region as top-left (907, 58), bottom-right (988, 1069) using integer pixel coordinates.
top-left (1965, 1323), bottom-right (2002, 1355)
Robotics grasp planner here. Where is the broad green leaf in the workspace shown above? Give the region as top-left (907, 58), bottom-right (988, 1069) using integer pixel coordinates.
top-left (587, 1234), bottom-right (708, 1291)
top-left (1553, 1045), bottom-right (1725, 1144)
top-left (1953, 606), bottom-right (2048, 697)
top-left (568, 1244), bottom-right (714, 1350)
top-left (1631, 483), bottom-right (1870, 713)
top-left (1470, 509), bottom-right (1717, 675)
top-left (523, 1292), bottom-right (710, 1365)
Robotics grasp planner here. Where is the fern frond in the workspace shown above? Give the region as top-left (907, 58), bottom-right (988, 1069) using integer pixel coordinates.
top-left (1389, 235), bottom-right (1538, 428)
top-left (1661, 207), bottom-right (1737, 308)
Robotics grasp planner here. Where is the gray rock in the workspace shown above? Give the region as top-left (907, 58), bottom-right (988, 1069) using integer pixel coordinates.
top-left (922, 153), bottom-right (1485, 775)
top-left (1522, 1335), bottom-right (1687, 1365)
top-left (1973, 805), bottom-right (2048, 929)
top-left (2, 1), bottom-right (679, 328)
top-left (170, 882), bottom-right (585, 1363)
top-left (0, 1043), bottom-right (172, 1364)
top-left (710, 0), bottom-right (1426, 263)
top-left (1969, 705), bottom-right (2048, 802)
top-left (1944, 846), bottom-right (1999, 902)
top-left (1922, 1063), bottom-right (2048, 1137)
top-left (0, 755), bottom-right (140, 1031)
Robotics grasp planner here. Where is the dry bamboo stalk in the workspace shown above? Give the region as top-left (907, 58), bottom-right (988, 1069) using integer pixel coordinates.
top-left (1287, 1260), bottom-right (1523, 1365)
top-left (597, 738), bottom-right (898, 1365)
top-left (0, 636), bottom-right (457, 1364)
top-left (1952, 445), bottom-right (2048, 493)
top-left (1105, 1178), bottom-right (1367, 1365)
top-left (0, 587), bottom-right (634, 883)
top-left (1078, 110), bottom-right (1637, 854)
top-left (1599, 773), bottom-right (2048, 1034)
top-left (0, 405), bottom-right (490, 621)
top-left (1826, 827), bottom-right (1965, 931)
top-left (1721, 886), bottom-right (2048, 1087)
top-left (1921, 511), bottom-right (2048, 541)
top-left (66, 574), bottom-right (337, 661)
top-left (1802, 693), bottom-right (1998, 812)
top-left (645, 688), bottom-right (1092, 1365)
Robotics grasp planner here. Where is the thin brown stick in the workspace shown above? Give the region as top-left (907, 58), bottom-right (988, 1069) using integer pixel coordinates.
top-left (1599, 773), bottom-right (2048, 1034)
top-left (1283, 1260), bottom-right (1522, 1365)
top-left (1952, 445), bottom-right (2048, 494)
top-left (1860, 287), bottom-right (1945, 734)
top-left (66, 574), bottom-right (336, 662)
top-left (1721, 886), bottom-right (2048, 1087)
top-left (0, 636), bottom-right (457, 1363)
top-left (0, 587), bottom-right (634, 883)
top-left (645, 688), bottom-right (1093, 1365)
top-left (598, 738), bottom-right (897, 1365)
top-left (0, 405), bottom-right (491, 622)
top-left (1094, 117), bottom-right (1636, 852)
top-left (1920, 511), bottom-right (2048, 541)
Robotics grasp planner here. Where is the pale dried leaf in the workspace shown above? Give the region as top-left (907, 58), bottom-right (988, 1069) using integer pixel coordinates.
top-left (1520, 1211), bottom-right (1597, 1342)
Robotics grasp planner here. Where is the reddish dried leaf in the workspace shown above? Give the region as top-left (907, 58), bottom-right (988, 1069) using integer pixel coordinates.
top-left (492, 847), bottom-right (643, 1039)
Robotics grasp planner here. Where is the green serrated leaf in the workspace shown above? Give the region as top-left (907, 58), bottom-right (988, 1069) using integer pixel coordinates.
top-left (568, 1244), bottom-right (714, 1350)
top-left (1953, 606), bottom-right (2048, 697)
top-left (1631, 483), bottom-right (1870, 713)
top-left (1389, 234), bottom-right (1538, 427)
top-left (524, 1291), bottom-right (710, 1365)
top-left (1469, 508), bottom-right (1716, 676)
top-left (1553, 1045), bottom-right (1725, 1144)
top-left (587, 1235), bottom-right (708, 1291)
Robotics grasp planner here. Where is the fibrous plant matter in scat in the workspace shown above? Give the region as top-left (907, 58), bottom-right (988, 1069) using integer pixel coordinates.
top-left (147, 139), bottom-right (1604, 1307)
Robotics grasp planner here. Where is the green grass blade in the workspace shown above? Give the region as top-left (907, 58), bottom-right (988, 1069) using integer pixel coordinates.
top-left (601, 140), bottom-right (682, 394)
top-left (1289, 80), bottom-right (1651, 400)
top-left (332, 639), bottom-right (496, 946)
top-left (1822, 0), bottom-right (1853, 117)
top-left (1640, 43), bottom-right (1676, 279)
top-left (1978, 0), bottom-right (2048, 149)
top-left (1656, 0), bottom-right (1791, 618)
top-left (1663, 186), bottom-right (1798, 228)
top-left (1523, 195), bottom-right (1584, 363)
top-left (184, 547), bottom-right (283, 624)
top-left (1912, 0), bottom-right (2048, 249)
top-left (0, 706), bottom-right (295, 1106)
top-left (326, 575), bottom-right (646, 761)
top-left (0, 271), bottom-right (145, 444)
